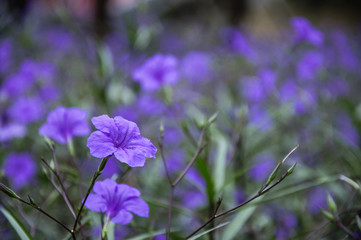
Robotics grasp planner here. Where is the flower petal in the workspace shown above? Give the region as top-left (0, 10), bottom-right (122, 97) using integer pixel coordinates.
top-left (91, 115), bottom-right (114, 133)
top-left (87, 131), bottom-right (116, 158)
top-left (85, 193), bottom-right (107, 212)
top-left (124, 198), bottom-right (149, 217)
top-left (111, 210), bottom-right (133, 225)
top-left (114, 148), bottom-right (145, 167)
top-left (127, 135), bottom-right (157, 158)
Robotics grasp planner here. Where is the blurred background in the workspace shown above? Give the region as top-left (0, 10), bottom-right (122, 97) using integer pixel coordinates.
top-left (1, 0), bottom-right (361, 239)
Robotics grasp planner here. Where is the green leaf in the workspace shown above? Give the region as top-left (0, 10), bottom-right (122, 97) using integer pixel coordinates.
top-left (327, 193), bottom-right (337, 213)
top-left (222, 204), bottom-right (259, 240)
top-left (357, 216), bottom-right (361, 231)
top-left (321, 209), bottom-right (334, 221)
top-left (339, 175), bottom-right (360, 190)
top-left (188, 221), bottom-right (230, 240)
top-left (213, 133), bottom-right (228, 192)
top-left (0, 183), bottom-right (21, 199)
top-left (0, 206), bottom-right (33, 240)
top-left (106, 221), bottom-right (115, 240)
top-left (287, 162), bottom-right (297, 176)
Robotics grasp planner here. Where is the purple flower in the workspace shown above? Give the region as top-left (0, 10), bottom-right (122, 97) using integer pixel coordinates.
top-left (39, 106), bottom-right (90, 144)
top-left (181, 51), bottom-right (213, 82)
top-left (132, 54), bottom-right (179, 91)
top-left (0, 119), bottom-right (27, 142)
top-left (290, 17), bottom-right (324, 46)
top-left (19, 60), bottom-right (56, 84)
top-left (241, 77), bottom-right (265, 103)
top-left (331, 31), bottom-right (357, 70)
top-left (1, 72), bottom-right (34, 99)
top-left (3, 153), bottom-right (36, 189)
top-left (258, 69), bottom-right (276, 93)
top-left (336, 113), bottom-right (359, 147)
top-left (248, 105), bottom-right (273, 131)
top-left (324, 78), bottom-right (349, 98)
top-left (297, 51), bottom-right (324, 80)
top-left (249, 153), bottom-right (275, 182)
top-left (278, 79), bottom-right (298, 103)
top-left (0, 39), bottom-right (12, 74)
top-left (87, 115), bottom-right (157, 167)
top-left (221, 27), bottom-right (255, 59)
top-left (8, 97), bottom-right (44, 124)
top-left (307, 187), bottom-right (327, 214)
top-left (85, 179), bottom-right (149, 225)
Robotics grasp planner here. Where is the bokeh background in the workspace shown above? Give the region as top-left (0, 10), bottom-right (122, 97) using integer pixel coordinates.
top-left (1, 0), bottom-right (361, 239)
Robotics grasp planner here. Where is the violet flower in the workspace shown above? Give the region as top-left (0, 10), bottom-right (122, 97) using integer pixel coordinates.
top-left (8, 97), bottom-right (44, 124)
top-left (3, 153), bottom-right (36, 189)
top-left (181, 51), bottom-right (213, 83)
top-left (85, 179), bottom-right (149, 225)
top-left (290, 17), bottom-right (324, 46)
top-left (249, 153), bottom-right (276, 182)
top-left (87, 115), bottom-right (157, 167)
top-left (132, 54), bottom-right (179, 91)
top-left (297, 51), bottom-right (324, 81)
top-left (39, 106), bottom-right (90, 144)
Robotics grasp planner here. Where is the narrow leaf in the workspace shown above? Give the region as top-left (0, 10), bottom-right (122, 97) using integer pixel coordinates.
top-left (0, 206), bottom-right (33, 240)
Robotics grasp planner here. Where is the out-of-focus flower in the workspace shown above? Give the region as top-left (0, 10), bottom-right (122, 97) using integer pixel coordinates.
top-left (0, 121), bottom-right (26, 142)
top-left (87, 115), bottom-right (156, 167)
top-left (85, 179), bottom-right (149, 225)
top-left (290, 17), bottom-right (324, 46)
top-left (275, 210), bottom-right (298, 239)
top-left (249, 153), bottom-right (275, 181)
top-left (294, 88), bottom-right (317, 115)
top-left (307, 187), bottom-right (327, 214)
top-left (0, 39), bottom-right (12, 74)
top-left (297, 51), bottom-right (324, 80)
top-left (19, 60), bottom-right (56, 84)
top-left (181, 51), bottom-right (213, 82)
top-left (3, 153), bottom-right (36, 189)
top-left (8, 97), bottom-right (44, 124)
top-left (241, 77), bottom-right (265, 103)
top-left (39, 106), bottom-right (90, 144)
top-left (1, 72), bottom-right (34, 99)
top-left (336, 113), bottom-right (359, 147)
top-left (132, 54), bottom-right (179, 91)
top-left (258, 69), bottom-right (276, 93)
top-left (324, 78), bottom-right (349, 98)
top-left (278, 79), bottom-right (298, 103)
top-left (248, 105), bottom-right (273, 131)
top-left (331, 31), bottom-right (357, 70)
top-left (221, 27), bottom-right (256, 60)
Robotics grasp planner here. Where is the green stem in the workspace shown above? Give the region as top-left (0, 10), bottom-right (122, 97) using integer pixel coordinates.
top-left (73, 156), bottom-right (110, 232)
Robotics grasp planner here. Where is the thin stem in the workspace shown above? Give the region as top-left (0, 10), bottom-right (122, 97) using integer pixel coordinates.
top-left (334, 216), bottom-right (358, 239)
top-left (166, 187), bottom-right (174, 240)
top-left (16, 198), bottom-right (75, 239)
top-left (187, 171), bottom-right (293, 239)
top-left (173, 127), bottom-right (207, 187)
top-left (73, 156), bottom-right (109, 232)
top-left (41, 157), bottom-right (76, 219)
top-left (159, 124), bottom-right (210, 240)
top-left (158, 138), bottom-right (172, 185)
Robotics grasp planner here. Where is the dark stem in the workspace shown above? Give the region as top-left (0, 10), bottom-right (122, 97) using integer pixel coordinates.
top-left (159, 123), bottom-right (210, 240)
top-left (73, 157), bottom-right (109, 232)
top-left (167, 187), bottom-right (174, 240)
top-left (173, 127), bottom-right (207, 187)
top-left (334, 216), bottom-right (359, 239)
top-left (41, 157), bottom-right (76, 218)
top-left (16, 198), bottom-right (75, 239)
top-left (186, 171), bottom-right (293, 239)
